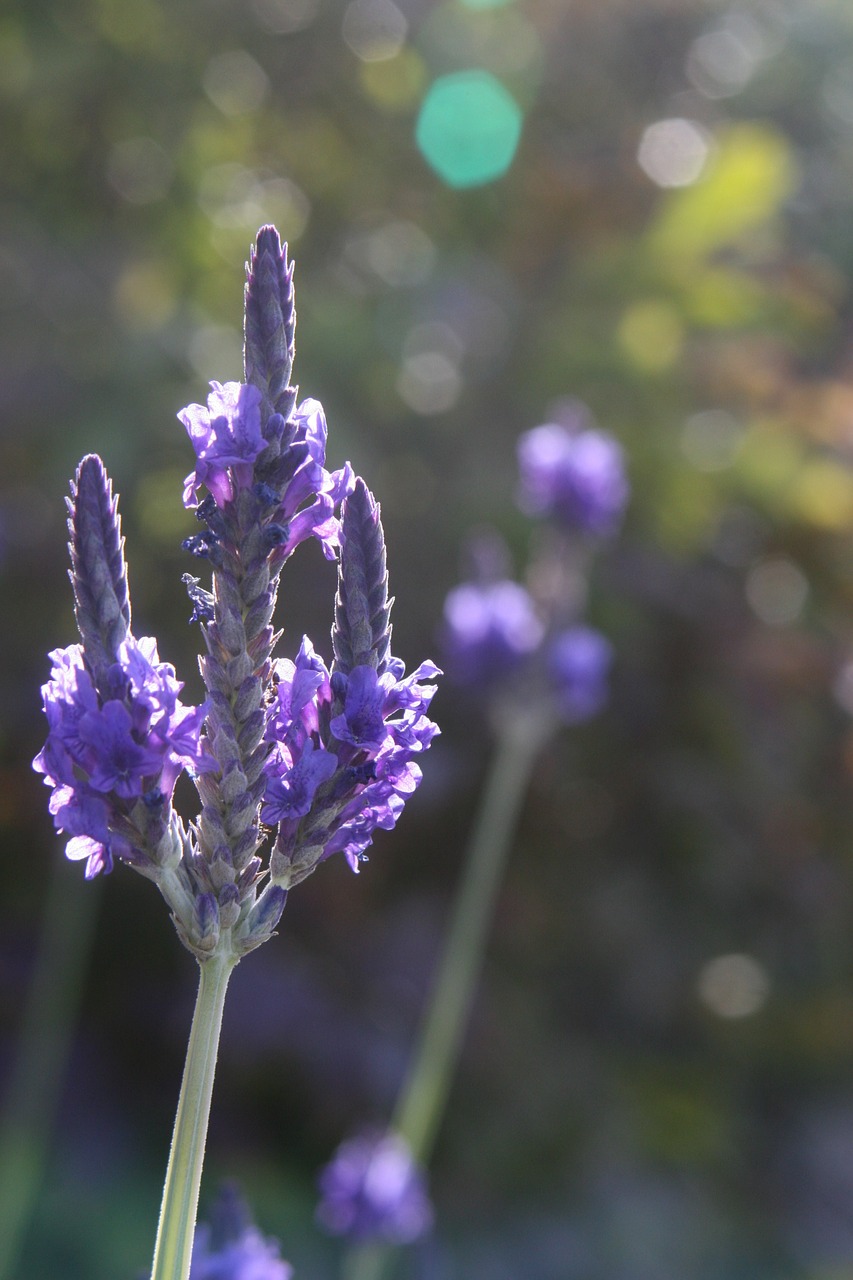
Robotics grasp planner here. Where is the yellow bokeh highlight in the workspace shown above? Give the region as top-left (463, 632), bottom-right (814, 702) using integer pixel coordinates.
top-left (655, 470), bottom-right (719, 554)
top-left (114, 261), bottom-right (177, 331)
top-left (734, 423), bottom-right (803, 511)
top-left (359, 47), bottom-right (427, 112)
top-left (789, 458), bottom-right (853, 531)
top-left (732, 423), bottom-right (853, 530)
top-left (682, 267), bottom-right (767, 328)
top-left (648, 123), bottom-right (796, 262)
top-left (617, 300), bottom-right (683, 371)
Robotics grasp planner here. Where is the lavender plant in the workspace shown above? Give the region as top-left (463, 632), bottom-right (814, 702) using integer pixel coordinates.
top-left (329, 407), bottom-right (627, 1280)
top-left (32, 226), bottom-right (440, 1280)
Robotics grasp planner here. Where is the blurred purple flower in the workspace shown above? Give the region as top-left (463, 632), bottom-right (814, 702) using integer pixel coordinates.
top-left (517, 421), bottom-right (628, 535)
top-left (316, 1130), bottom-right (433, 1244)
top-left (548, 625), bottom-right (613, 722)
top-left (191, 1184), bottom-right (292, 1280)
top-left (442, 578), bottom-right (544, 688)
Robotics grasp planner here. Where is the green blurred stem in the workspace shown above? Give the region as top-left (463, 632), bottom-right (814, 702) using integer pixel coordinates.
top-left (0, 863), bottom-right (101, 1280)
top-left (393, 704), bottom-right (553, 1164)
top-left (343, 706), bottom-right (553, 1280)
top-left (150, 951), bottom-right (237, 1280)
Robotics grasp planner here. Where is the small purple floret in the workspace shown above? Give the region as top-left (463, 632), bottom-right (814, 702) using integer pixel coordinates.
top-left (442, 579), bottom-right (544, 688)
top-left (548, 625), bottom-right (613, 722)
top-left (316, 1131), bottom-right (433, 1245)
top-left (180, 381), bottom-right (266, 508)
top-left (267, 398), bottom-right (355, 563)
top-left (517, 421), bottom-right (628, 535)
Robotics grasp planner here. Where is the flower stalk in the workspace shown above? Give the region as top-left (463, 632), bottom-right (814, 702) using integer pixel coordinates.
top-left (393, 703), bottom-right (553, 1163)
top-left (150, 952), bottom-right (238, 1280)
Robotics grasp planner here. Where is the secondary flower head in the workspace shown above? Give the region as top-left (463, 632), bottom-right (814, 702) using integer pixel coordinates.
top-left (442, 578), bottom-right (544, 688)
top-left (191, 1185), bottom-right (292, 1280)
top-left (316, 1131), bottom-right (433, 1244)
top-left (264, 480), bottom-right (440, 885)
top-left (548, 625), bottom-right (613, 722)
top-left (517, 413), bottom-right (629, 536)
top-left (33, 636), bottom-right (208, 878)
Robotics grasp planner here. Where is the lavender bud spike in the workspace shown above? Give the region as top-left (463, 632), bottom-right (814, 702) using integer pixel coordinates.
top-left (244, 225), bottom-right (296, 420)
top-left (67, 454), bottom-right (131, 679)
top-left (332, 478), bottom-right (393, 677)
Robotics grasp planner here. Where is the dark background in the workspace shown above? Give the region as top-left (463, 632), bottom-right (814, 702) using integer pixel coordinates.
top-left (4, 0), bottom-right (853, 1276)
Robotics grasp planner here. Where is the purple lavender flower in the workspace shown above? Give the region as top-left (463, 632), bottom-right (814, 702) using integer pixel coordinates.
top-left (33, 637), bottom-right (208, 878)
top-left (191, 1185), bottom-right (292, 1280)
top-left (264, 481), bottom-right (440, 885)
top-left (35, 227), bottom-right (438, 958)
top-left (517, 417), bottom-right (629, 535)
top-left (316, 1131), bottom-right (433, 1244)
top-left (33, 456), bottom-right (208, 883)
top-left (548, 625), bottom-right (613, 722)
top-left (180, 382), bottom-right (267, 508)
top-left (442, 578), bottom-right (544, 688)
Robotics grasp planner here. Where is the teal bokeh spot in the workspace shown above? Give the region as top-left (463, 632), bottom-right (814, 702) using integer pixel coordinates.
top-left (415, 70), bottom-right (523, 189)
top-left (459, 0), bottom-right (515, 8)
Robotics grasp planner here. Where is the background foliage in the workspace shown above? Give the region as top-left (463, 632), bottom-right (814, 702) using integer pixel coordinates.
top-left (5, 0), bottom-right (853, 1275)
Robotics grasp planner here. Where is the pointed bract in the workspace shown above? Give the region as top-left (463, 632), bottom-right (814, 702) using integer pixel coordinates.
top-left (244, 225), bottom-right (296, 421)
top-left (332, 478), bottom-right (392, 677)
top-left (67, 455), bottom-right (131, 684)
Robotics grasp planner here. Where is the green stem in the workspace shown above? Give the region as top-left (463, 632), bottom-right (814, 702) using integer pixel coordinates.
top-left (393, 705), bottom-right (553, 1165)
top-left (150, 950), bottom-right (237, 1280)
top-left (341, 706), bottom-right (553, 1280)
top-left (341, 1241), bottom-right (386, 1280)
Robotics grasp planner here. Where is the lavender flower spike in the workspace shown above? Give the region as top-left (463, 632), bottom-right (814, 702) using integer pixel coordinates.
top-left (244, 224), bottom-right (296, 424)
top-left (34, 462), bottom-right (205, 923)
top-left (264, 478), bottom-right (440, 886)
top-left (67, 454), bottom-right (131, 685)
top-left (332, 478), bottom-right (393, 677)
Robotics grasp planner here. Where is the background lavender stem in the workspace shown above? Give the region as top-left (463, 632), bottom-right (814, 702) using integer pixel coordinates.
top-left (343, 702), bottom-right (555, 1280)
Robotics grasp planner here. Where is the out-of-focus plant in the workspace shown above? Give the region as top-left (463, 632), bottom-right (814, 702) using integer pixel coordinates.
top-left (322, 403), bottom-right (629, 1278)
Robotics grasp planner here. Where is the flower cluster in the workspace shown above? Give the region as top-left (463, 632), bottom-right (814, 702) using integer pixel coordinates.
top-left (33, 226), bottom-right (439, 961)
top-left (442, 578), bottom-right (544, 688)
top-left (316, 1130), bottom-right (433, 1245)
top-left (517, 405), bottom-right (628, 537)
top-left (443, 408), bottom-right (628, 721)
top-left (180, 381), bottom-right (349, 563)
top-left (33, 629), bottom-right (207, 879)
top-left (263, 480), bottom-right (439, 886)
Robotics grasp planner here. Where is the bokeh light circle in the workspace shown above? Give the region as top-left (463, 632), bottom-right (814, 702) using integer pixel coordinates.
top-left (415, 70), bottom-right (522, 188)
